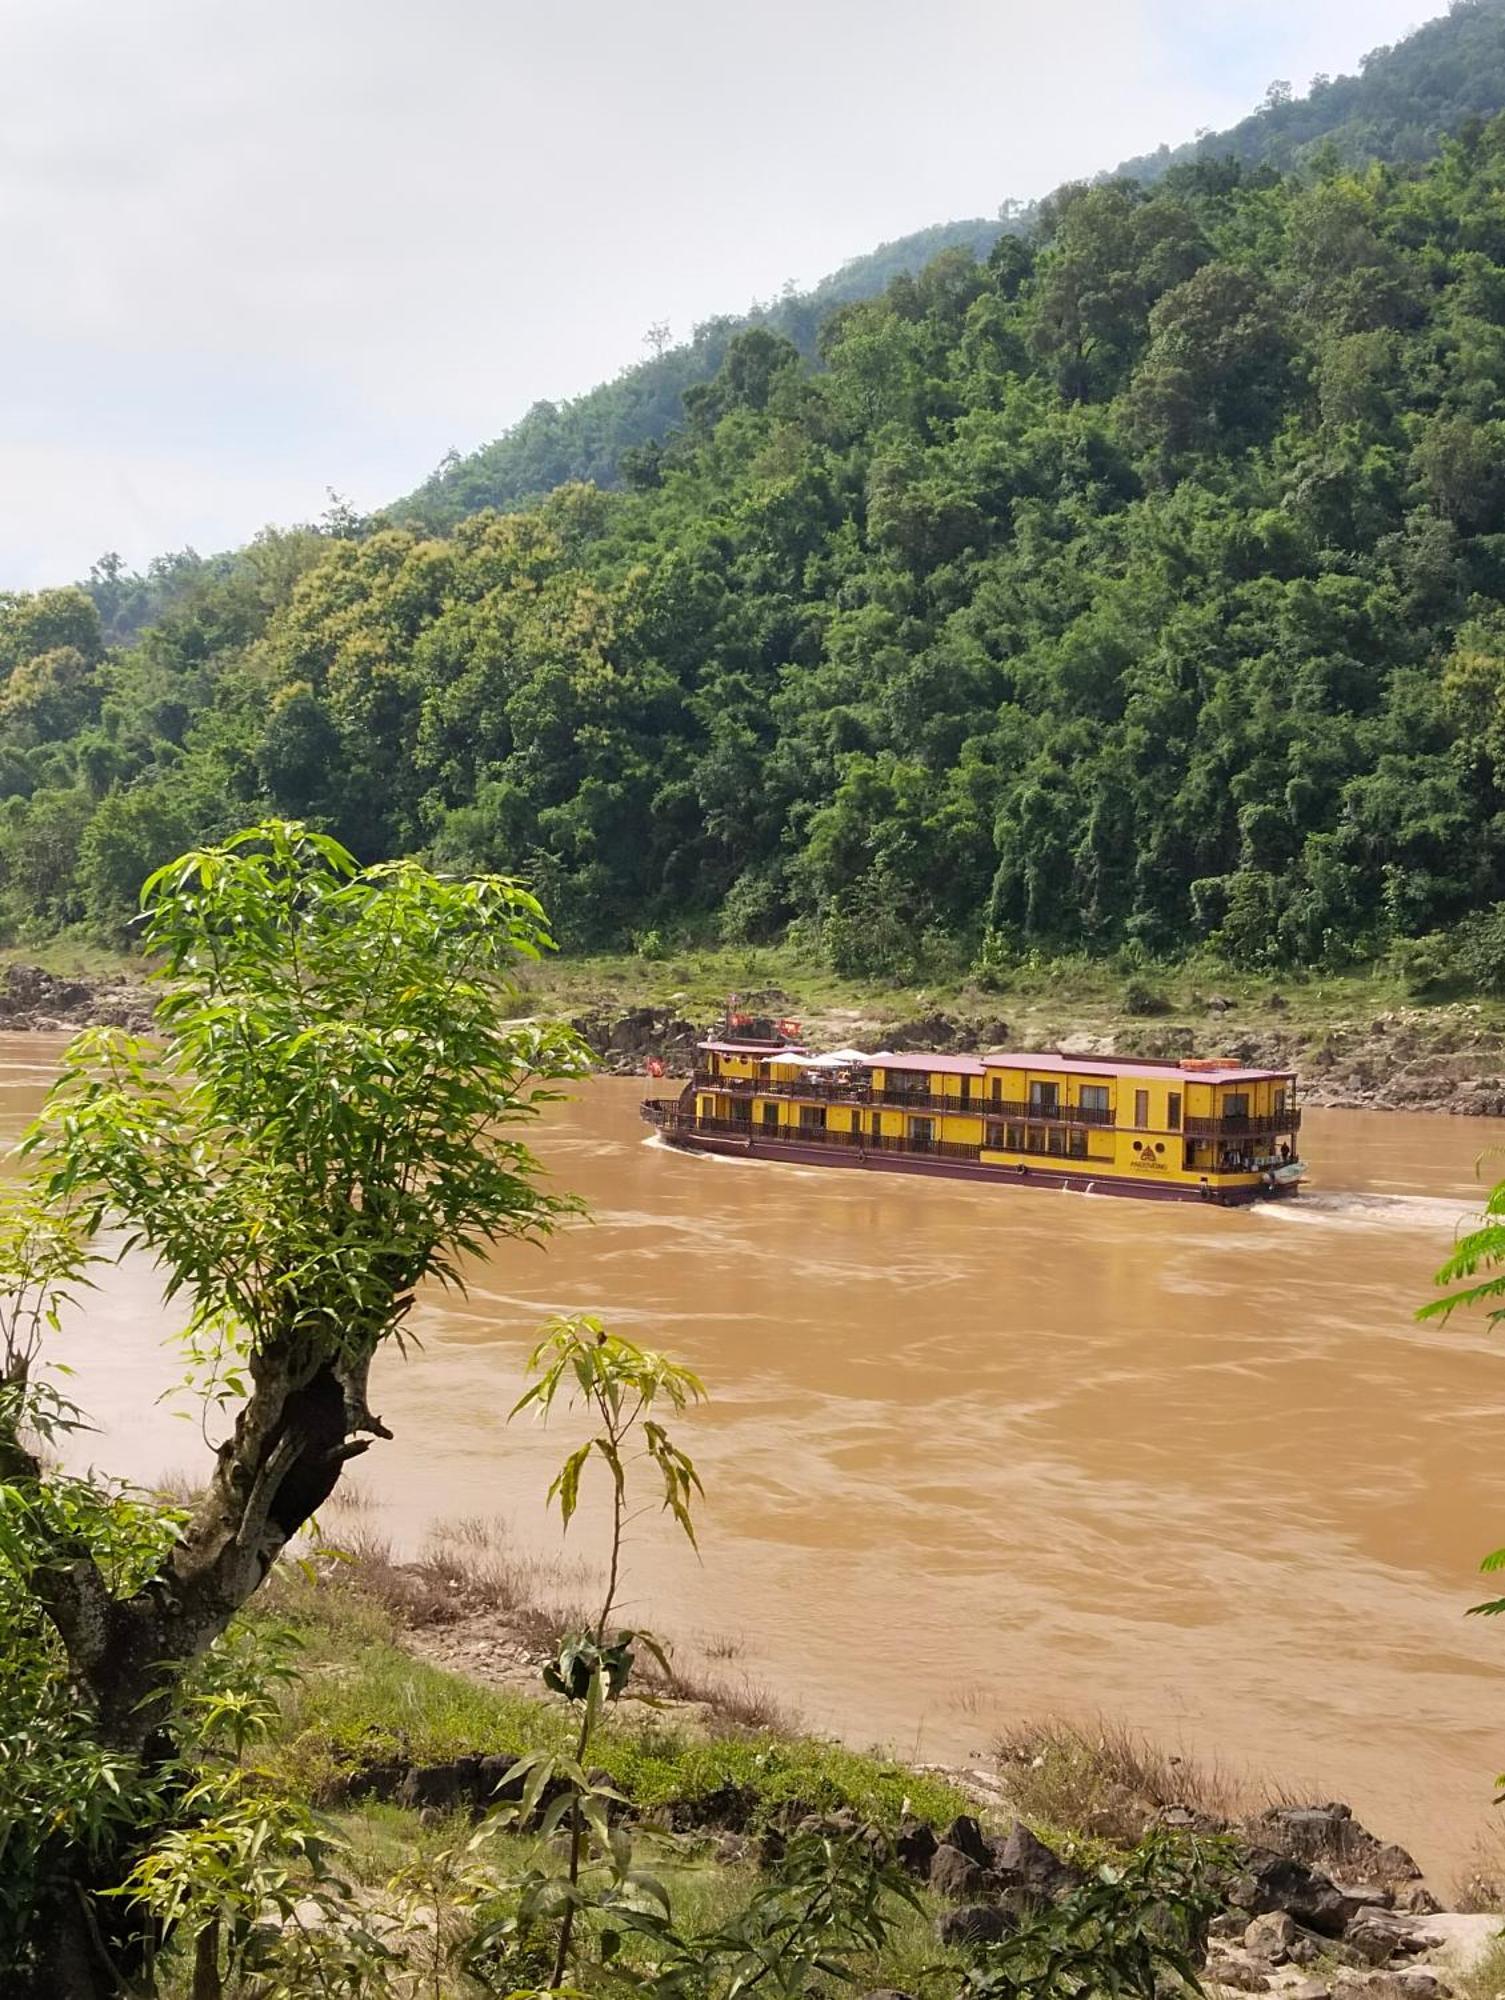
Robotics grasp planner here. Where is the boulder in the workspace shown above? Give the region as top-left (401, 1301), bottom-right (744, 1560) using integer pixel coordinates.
top-left (1227, 1851), bottom-right (1353, 1937)
top-left (929, 1843), bottom-right (996, 1903)
top-left (895, 1816), bottom-right (939, 1879)
top-left (1333, 1975), bottom-right (1452, 2000)
top-left (1392, 1885), bottom-right (1442, 1917)
top-left (937, 1905), bottom-right (1016, 1949)
top-left (991, 1820), bottom-right (1085, 1901)
top-left (880, 1014), bottom-right (965, 1054)
top-left (1212, 1961), bottom-right (1270, 1993)
top-left (395, 1757), bottom-right (483, 1812)
top-left (1248, 1806), bottom-right (1424, 1893)
top-left (1343, 1910), bottom-right (1437, 1966)
top-left (1244, 1912), bottom-right (1297, 1964)
top-left (944, 1814), bottom-right (994, 1869)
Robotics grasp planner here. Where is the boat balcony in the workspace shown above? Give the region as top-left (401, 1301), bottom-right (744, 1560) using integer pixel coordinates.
top-left (690, 1071), bottom-right (1117, 1124)
top-left (650, 1105), bottom-right (987, 1164)
top-left (1183, 1110), bottom-right (1301, 1140)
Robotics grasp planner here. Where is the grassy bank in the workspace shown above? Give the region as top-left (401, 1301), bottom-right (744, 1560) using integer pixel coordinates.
top-left (264, 1568), bottom-right (969, 1834)
top-left (516, 943), bottom-right (1505, 1114)
top-left (233, 1568), bottom-right (975, 2000)
top-left (10, 932), bottom-right (1505, 1110)
top-left (517, 942), bottom-right (1503, 1044)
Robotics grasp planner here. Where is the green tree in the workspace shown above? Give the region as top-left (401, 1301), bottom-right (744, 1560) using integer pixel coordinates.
top-left (0, 819), bottom-right (590, 1992)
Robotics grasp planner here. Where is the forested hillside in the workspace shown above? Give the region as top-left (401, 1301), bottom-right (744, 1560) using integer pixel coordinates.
top-left (391, 0), bottom-right (1505, 529)
top-left (392, 217), bottom-right (1005, 531)
top-left (1119, 0), bottom-right (1505, 182)
top-left (12, 116), bottom-right (1505, 983)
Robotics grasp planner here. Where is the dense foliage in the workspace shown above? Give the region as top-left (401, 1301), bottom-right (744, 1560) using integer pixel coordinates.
top-left (19, 115), bottom-right (1505, 969)
top-left (1121, 0), bottom-right (1505, 183)
top-left (0, 823), bottom-right (588, 1989)
top-left (391, 218), bottom-right (1005, 531)
top-left (396, 0), bottom-right (1505, 528)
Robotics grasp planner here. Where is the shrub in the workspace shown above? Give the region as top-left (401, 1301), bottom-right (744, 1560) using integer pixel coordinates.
top-left (1122, 978), bottom-right (1172, 1017)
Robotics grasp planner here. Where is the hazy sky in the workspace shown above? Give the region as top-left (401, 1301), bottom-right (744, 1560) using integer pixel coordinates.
top-left (2, 0), bottom-right (1438, 590)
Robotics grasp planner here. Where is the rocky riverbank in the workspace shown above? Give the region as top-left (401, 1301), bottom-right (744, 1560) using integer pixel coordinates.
top-left (569, 999), bottom-right (1505, 1117)
top-left (298, 1540), bottom-right (1505, 2000)
top-left (4, 959), bottom-right (1501, 1117)
top-left (0, 961), bottom-right (152, 1033)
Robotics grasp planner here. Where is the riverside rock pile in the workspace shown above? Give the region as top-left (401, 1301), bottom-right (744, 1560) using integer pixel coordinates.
top-left (901, 1800), bottom-right (1484, 2000)
top-left (0, 962), bottom-right (152, 1033)
top-left (570, 1003), bottom-right (700, 1073)
top-left (570, 997), bottom-right (1505, 1117)
top-left (321, 1747), bottom-right (1492, 2000)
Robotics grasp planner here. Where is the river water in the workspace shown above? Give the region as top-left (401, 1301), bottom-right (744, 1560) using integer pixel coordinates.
top-left (8, 1034), bottom-right (1505, 1882)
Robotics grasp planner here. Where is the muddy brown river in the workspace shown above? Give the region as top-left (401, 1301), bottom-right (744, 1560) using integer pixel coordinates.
top-left (8, 1035), bottom-right (1504, 1883)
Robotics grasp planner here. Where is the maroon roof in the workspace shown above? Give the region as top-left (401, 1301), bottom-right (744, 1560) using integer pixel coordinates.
top-left (870, 1051), bottom-right (986, 1076)
top-left (697, 1038), bottom-right (1292, 1085)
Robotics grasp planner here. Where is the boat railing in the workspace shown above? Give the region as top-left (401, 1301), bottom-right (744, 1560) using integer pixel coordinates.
top-left (686, 1079), bottom-right (1299, 1139)
top-left (692, 1072), bottom-right (1119, 1123)
top-left (666, 1111), bottom-right (987, 1163)
top-left (1184, 1111), bottom-right (1302, 1140)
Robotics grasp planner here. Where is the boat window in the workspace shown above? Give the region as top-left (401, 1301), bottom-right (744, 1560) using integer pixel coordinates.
top-left (1005, 1123), bottom-right (1024, 1150)
top-left (798, 1103), bottom-right (826, 1130)
top-left (1068, 1129), bottom-right (1087, 1158)
top-left (1167, 1090), bottom-right (1181, 1131)
top-left (761, 1103), bottom-right (778, 1129)
top-left (990, 1075), bottom-right (1002, 1102)
top-left (1047, 1127), bottom-right (1067, 1156)
top-left (1134, 1088), bottom-right (1149, 1128)
top-left (1274, 1087), bottom-right (1286, 1117)
top-left (1223, 1092), bottom-right (1249, 1120)
top-left (1079, 1084), bottom-right (1109, 1114)
top-left (985, 1121), bottom-right (1006, 1150)
top-left (1025, 1125), bottom-right (1047, 1154)
top-left (907, 1116), bottom-right (934, 1147)
top-left (887, 1070), bottom-right (930, 1097)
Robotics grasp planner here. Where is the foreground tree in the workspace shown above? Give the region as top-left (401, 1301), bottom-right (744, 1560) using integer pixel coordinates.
top-left (0, 819), bottom-right (589, 1994)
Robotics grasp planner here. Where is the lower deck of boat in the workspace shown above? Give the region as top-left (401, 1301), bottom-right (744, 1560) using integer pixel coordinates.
top-left (641, 1107), bottom-right (1296, 1207)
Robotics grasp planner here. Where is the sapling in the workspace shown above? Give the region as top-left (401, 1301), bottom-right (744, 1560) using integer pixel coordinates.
top-left (473, 1314), bottom-right (705, 1989)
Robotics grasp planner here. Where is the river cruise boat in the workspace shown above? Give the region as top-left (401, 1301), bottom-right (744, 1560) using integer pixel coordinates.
top-left (641, 1025), bottom-right (1304, 1206)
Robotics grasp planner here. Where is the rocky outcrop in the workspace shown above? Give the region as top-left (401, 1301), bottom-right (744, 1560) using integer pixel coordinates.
top-left (570, 1004), bottom-right (700, 1074)
top-left (0, 962), bottom-right (152, 1033)
top-left (567, 992), bottom-right (1505, 1115)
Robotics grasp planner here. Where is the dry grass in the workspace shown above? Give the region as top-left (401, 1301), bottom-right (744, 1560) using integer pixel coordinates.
top-left (316, 1528), bottom-right (464, 1627)
top-left (994, 1718), bottom-right (1247, 1843)
top-left (655, 1654), bottom-right (797, 1735)
top-left (276, 1510), bottom-right (792, 1740)
top-left (699, 1630), bottom-right (747, 1663)
top-left (289, 1513), bottom-right (599, 1655)
top-left (1454, 1829), bottom-right (1505, 1914)
top-left (150, 1467), bottom-right (208, 1508)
